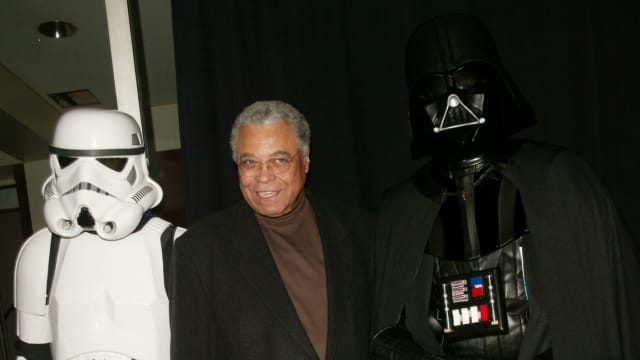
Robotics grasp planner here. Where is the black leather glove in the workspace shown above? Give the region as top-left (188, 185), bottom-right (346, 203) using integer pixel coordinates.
top-left (370, 325), bottom-right (446, 360)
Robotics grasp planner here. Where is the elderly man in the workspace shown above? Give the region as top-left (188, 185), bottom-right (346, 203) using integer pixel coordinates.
top-left (170, 100), bottom-right (372, 359)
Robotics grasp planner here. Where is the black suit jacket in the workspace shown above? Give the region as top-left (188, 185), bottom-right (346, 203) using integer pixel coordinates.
top-left (171, 192), bottom-right (372, 359)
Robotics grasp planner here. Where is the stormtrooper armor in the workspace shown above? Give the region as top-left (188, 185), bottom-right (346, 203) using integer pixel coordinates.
top-left (14, 108), bottom-right (185, 360)
top-left (372, 14), bottom-right (549, 359)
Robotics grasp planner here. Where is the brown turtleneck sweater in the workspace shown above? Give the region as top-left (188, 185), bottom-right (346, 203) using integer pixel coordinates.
top-left (255, 193), bottom-right (328, 360)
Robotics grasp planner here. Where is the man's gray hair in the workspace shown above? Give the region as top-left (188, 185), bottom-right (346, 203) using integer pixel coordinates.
top-left (230, 100), bottom-right (311, 162)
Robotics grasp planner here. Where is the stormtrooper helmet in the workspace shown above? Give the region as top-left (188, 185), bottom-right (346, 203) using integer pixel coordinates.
top-left (42, 108), bottom-right (163, 240)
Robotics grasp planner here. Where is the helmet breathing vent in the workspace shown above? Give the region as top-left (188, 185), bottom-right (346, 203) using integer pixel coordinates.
top-left (131, 185), bottom-right (153, 203)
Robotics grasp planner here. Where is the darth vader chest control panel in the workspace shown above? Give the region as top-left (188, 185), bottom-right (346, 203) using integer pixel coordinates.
top-left (436, 266), bottom-right (507, 340)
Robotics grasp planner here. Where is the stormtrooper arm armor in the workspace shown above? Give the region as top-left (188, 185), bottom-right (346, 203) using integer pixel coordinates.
top-left (14, 229), bottom-right (55, 360)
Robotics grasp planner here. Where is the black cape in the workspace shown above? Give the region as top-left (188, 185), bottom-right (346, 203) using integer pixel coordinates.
top-left (372, 141), bottom-right (640, 359)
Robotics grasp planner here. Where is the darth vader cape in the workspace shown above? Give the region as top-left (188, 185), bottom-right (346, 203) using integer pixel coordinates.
top-left (372, 141), bottom-right (640, 359)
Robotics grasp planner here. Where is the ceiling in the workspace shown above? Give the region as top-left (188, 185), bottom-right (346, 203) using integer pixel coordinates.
top-left (0, 0), bottom-right (177, 181)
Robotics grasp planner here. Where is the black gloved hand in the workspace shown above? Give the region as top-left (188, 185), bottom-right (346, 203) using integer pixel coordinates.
top-left (370, 325), bottom-right (446, 360)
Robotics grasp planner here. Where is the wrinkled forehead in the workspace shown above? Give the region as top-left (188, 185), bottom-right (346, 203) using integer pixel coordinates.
top-left (236, 121), bottom-right (299, 156)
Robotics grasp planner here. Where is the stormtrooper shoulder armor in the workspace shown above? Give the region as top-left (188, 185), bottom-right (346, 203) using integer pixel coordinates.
top-left (15, 228), bottom-right (54, 316)
top-left (14, 228), bottom-right (55, 344)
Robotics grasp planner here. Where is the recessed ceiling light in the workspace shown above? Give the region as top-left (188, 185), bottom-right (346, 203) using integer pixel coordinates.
top-left (38, 20), bottom-right (77, 39)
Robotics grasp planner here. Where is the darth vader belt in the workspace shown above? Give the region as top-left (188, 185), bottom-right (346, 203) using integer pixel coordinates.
top-left (434, 267), bottom-right (508, 341)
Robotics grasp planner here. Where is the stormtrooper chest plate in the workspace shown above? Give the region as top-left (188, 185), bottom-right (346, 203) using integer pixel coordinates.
top-left (48, 227), bottom-right (169, 360)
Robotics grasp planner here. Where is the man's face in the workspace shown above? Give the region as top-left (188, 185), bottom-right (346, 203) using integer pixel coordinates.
top-left (236, 120), bottom-right (310, 217)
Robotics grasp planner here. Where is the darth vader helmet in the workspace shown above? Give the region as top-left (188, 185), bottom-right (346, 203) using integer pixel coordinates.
top-left (42, 108), bottom-right (162, 240)
top-left (405, 14), bottom-right (535, 162)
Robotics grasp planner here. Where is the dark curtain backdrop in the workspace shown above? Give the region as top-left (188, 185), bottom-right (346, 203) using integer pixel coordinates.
top-left (171, 0), bottom-right (640, 239)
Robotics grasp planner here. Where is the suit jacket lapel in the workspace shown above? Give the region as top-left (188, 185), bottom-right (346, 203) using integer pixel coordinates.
top-left (232, 203), bottom-right (318, 359)
top-left (312, 199), bottom-right (352, 360)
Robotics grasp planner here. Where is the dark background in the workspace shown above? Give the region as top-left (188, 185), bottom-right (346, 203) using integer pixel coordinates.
top-left (171, 0), bottom-right (639, 240)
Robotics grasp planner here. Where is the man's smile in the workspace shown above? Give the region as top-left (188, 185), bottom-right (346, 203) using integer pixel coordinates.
top-left (256, 191), bottom-right (279, 198)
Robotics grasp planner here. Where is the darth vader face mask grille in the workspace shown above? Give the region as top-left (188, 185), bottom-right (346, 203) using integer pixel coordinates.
top-left (425, 93), bottom-right (486, 133)
top-left (414, 63), bottom-right (493, 133)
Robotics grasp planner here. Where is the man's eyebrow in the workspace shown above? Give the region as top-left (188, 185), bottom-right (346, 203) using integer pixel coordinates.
top-left (238, 152), bottom-right (255, 159)
top-left (270, 150), bottom-right (292, 157)
top-left (238, 150), bottom-right (293, 159)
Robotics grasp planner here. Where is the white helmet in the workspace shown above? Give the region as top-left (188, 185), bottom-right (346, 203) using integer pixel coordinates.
top-left (42, 108), bottom-right (163, 240)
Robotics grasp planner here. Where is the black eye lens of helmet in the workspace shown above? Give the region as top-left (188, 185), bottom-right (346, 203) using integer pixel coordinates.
top-left (423, 76), bottom-right (449, 100)
top-left (97, 158), bottom-right (129, 172)
top-left (57, 156), bottom-right (78, 169)
top-left (453, 65), bottom-right (491, 91)
top-left (412, 76), bottom-right (449, 103)
top-left (454, 69), bottom-right (481, 90)
top-left (411, 63), bottom-right (494, 104)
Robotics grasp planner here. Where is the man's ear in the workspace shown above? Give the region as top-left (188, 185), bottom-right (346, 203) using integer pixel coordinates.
top-left (303, 153), bottom-right (310, 174)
